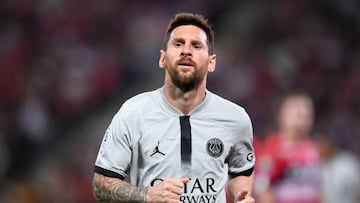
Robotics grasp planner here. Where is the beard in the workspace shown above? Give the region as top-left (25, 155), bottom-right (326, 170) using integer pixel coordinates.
top-left (168, 59), bottom-right (204, 92)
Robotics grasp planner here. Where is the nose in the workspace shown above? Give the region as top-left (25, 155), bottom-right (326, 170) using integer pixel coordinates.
top-left (181, 43), bottom-right (192, 57)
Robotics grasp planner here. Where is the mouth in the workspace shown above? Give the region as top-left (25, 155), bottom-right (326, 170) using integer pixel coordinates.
top-left (177, 59), bottom-right (195, 67)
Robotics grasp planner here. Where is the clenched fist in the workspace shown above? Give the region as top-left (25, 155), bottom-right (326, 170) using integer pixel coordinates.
top-left (146, 178), bottom-right (190, 203)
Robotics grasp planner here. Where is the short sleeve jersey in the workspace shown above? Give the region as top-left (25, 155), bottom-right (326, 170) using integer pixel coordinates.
top-left (94, 87), bottom-right (255, 203)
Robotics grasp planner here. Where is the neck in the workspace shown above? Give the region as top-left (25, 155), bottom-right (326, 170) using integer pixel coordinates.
top-left (164, 82), bottom-right (206, 115)
top-left (281, 128), bottom-right (307, 144)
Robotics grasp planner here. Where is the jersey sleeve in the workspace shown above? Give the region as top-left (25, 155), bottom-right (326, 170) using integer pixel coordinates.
top-left (227, 109), bottom-right (255, 176)
top-left (94, 109), bottom-right (132, 179)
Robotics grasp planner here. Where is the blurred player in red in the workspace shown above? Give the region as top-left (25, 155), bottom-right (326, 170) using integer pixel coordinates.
top-left (254, 92), bottom-right (320, 203)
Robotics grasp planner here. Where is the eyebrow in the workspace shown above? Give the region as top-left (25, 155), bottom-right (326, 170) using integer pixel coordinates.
top-left (171, 38), bottom-right (204, 45)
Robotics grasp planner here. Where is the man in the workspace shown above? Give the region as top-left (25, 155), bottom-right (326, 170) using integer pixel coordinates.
top-left (93, 13), bottom-right (255, 203)
top-left (254, 92), bottom-right (320, 203)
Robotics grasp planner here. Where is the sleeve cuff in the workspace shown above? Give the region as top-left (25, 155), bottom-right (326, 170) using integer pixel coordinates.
top-left (94, 165), bottom-right (125, 180)
top-left (229, 167), bottom-right (254, 177)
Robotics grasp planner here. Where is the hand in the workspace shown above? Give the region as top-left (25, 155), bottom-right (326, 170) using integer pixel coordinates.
top-left (146, 178), bottom-right (189, 203)
top-left (235, 190), bottom-right (255, 203)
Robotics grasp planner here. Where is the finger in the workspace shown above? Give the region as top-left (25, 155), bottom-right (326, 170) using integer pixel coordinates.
top-left (168, 178), bottom-right (189, 195)
top-left (170, 178), bottom-right (189, 188)
top-left (173, 178), bottom-right (189, 194)
top-left (181, 178), bottom-right (190, 184)
top-left (237, 196), bottom-right (255, 203)
top-left (158, 192), bottom-right (182, 203)
top-left (171, 186), bottom-right (184, 195)
top-left (162, 179), bottom-right (187, 195)
top-left (163, 190), bottom-right (181, 200)
top-left (236, 190), bottom-right (248, 201)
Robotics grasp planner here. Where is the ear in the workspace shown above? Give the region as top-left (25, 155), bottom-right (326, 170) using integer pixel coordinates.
top-left (207, 54), bottom-right (216, 72)
top-left (159, 50), bottom-right (166, 69)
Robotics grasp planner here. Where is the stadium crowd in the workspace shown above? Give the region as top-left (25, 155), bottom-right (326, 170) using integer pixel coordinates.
top-left (0, 0), bottom-right (359, 202)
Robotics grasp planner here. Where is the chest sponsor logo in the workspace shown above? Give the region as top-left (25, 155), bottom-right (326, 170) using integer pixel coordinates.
top-left (206, 138), bottom-right (223, 158)
top-left (180, 194), bottom-right (217, 203)
top-left (151, 177), bottom-right (218, 203)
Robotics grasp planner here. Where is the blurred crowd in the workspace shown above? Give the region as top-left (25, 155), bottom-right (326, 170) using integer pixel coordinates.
top-left (0, 0), bottom-right (359, 202)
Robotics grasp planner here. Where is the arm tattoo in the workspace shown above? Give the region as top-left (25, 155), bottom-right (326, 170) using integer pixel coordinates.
top-left (93, 173), bottom-right (148, 203)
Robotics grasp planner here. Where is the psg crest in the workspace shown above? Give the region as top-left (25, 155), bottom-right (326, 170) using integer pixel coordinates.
top-left (206, 138), bottom-right (224, 158)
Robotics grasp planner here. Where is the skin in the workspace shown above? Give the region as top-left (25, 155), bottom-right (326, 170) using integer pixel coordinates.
top-left (93, 173), bottom-right (189, 203)
top-left (93, 25), bottom-right (255, 203)
top-left (159, 25), bottom-right (216, 115)
top-left (228, 174), bottom-right (255, 203)
top-left (278, 95), bottom-right (314, 144)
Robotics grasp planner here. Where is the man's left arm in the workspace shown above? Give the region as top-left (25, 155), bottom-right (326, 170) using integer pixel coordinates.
top-left (228, 171), bottom-right (255, 203)
top-left (228, 108), bottom-right (255, 202)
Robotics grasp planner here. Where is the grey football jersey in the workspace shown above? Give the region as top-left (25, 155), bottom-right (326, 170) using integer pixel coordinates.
top-left (94, 87), bottom-right (255, 203)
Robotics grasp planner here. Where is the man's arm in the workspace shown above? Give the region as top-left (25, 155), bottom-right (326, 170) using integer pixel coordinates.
top-left (93, 172), bottom-right (147, 202)
top-left (93, 172), bottom-right (189, 203)
top-left (228, 171), bottom-right (255, 203)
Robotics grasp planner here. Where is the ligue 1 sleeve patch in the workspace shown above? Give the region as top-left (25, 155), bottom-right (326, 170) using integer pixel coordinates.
top-left (247, 152), bottom-right (254, 162)
top-left (99, 128), bottom-right (111, 154)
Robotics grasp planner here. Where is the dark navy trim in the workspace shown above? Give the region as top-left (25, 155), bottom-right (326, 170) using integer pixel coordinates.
top-left (180, 116), bottom-right (192, 177)
top-left (229, 167), bottom-right (254, 177)
top-left (94, 165), bottom-right (125, 180)
top-left (180, 116), bottom-right (192, 165)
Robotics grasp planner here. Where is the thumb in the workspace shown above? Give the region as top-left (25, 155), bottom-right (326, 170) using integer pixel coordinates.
top-left (236, 189), bottom-right (248, 201)
top-left (181, 178), bottom-right (190, 184)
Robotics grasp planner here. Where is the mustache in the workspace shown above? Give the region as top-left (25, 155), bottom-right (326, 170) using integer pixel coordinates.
top-left (176, 57), bottom-right (196, 66)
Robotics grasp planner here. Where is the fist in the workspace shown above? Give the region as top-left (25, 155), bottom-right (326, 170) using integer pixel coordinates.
top-left (146, 178), bottom-right (189, 203)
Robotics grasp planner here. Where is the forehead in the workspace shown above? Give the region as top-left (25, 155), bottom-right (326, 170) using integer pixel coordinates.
top-left (282, 97), bottom-right (313, 114)
top-left (169, 25), bottom-right (208, 43)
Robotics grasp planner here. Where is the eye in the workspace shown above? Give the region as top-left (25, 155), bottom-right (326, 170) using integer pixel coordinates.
top-left (192, 43), bottom-right (202, 49)
top-left (174, 42), bottom-right (183, 47)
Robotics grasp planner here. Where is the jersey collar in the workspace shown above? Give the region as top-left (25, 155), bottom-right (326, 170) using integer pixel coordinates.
top-left (157, 86), bottom-right (211, 116)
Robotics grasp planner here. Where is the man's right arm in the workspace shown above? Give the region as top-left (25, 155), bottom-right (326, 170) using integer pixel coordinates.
top-left (93, 172), bottom-right (147, 203)
top-left (93, 172), bottom-right (189, 203)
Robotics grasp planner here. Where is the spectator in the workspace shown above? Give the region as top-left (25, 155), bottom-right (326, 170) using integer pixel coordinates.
top-left (254, 92), bottom-right (321, 203)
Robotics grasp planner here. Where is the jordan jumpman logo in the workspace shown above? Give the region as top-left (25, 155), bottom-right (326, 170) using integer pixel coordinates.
top-left (150, 141), bottom-right (165, 156)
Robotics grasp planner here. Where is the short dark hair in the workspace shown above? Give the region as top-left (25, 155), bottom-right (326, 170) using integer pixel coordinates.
top-left (162, 13), bottom-right (215, 54)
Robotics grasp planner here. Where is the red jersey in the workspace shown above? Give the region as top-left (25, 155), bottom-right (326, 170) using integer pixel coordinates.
top-left (255, 133), bottom-right (321, 203)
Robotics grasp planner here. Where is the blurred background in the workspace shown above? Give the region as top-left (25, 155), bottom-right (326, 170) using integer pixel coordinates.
top-left (0, 0), bottom-right (359, 202)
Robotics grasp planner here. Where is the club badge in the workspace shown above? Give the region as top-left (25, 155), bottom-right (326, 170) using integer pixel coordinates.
top-left (206, 138), bottom-right (224, 158)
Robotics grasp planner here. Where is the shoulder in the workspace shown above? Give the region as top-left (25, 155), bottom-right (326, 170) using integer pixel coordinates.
top-left (207, 91), bottom-right (250, 120)
top-left (123, 90), bottom-right (158, 108)
top-left (334, 152), bottom-right (360, 170)
top-left (114, 89), bottom-right (160, 118)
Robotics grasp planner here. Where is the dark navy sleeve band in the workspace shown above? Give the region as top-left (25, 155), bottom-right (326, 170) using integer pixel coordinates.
top-left (228, 167), bottom-right (254, 177)
top-left (94, 165), bottom-right (125, 180)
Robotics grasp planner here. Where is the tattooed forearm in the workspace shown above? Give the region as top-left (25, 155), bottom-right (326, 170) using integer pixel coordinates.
top-left (93, 173), bottom-right (148, 203)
